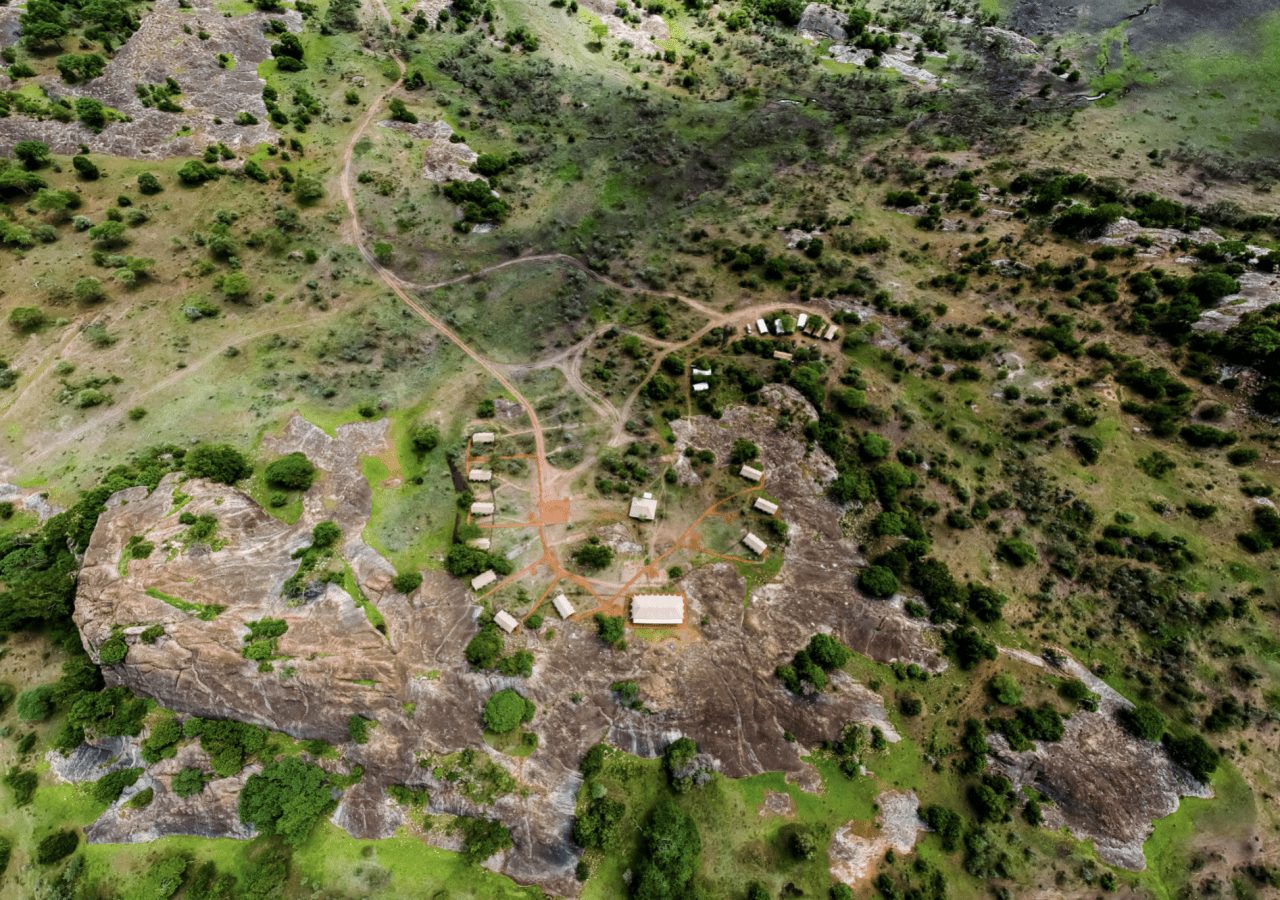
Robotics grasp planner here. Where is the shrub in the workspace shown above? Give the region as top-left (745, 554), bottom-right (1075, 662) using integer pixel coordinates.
top-left (1117, 703), bottom-right (1165, 742)
top-left (458, 816), bottom-right (512, 861)
top-left (92, 767), bottom-right (141, 804)
top-left (580, 743), bottom-right (608, 778)
top-left (5, 767), bottom-right (38, 806)
top-left (127, 787), bottom-right (154, 808)
top-left (141, 716), bottom-right (182, 763)
top-left (464, 625), bottom-right (503, 668)
top-left (138, 173), bottom-right (163, 194)
top-left (995, 537), bottom-right (1038, 567)
top-left (572, 538), bottom-right (613, 571)
top-left (35, 830), bottom-right (78, 865)
top-left (264, 452), bottom-right (316, 490)
top-left (239, 758), bottom-right (336, 847)
top-left (17, 684), bottom-right (57, 722)
top-left (409, 424), bottom-right (439, 453)
top-left (858, 565), bottom-right (898, 598)
top-left (987, 673), bottom-right (1022, 706)
top-left (484, 688), bottom-right (534, 734)
top-left (392, 572), bottom-right (422, 593)
top-left (348, 715), bottom-right (372, 744)
top-left (185, 443), bottom-right (252, 484)
top-left (98, 633), bottom-right (128, 665)
top-left (1163, 732), bottom-right (1219, 783)
top-left (171, 767), bottom-right (207, 797)
top-left (594, 613), bottom-right (625, 649)
top-left (573, 795), bottom-right (625, 849)
top-left (9, 306), bottom-right (46, 332)
top-left (946, 627), bottom-right (997, 670)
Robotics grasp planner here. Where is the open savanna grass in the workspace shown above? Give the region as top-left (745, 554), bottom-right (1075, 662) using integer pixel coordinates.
top-left (415, 261), bottom-right (620, 364)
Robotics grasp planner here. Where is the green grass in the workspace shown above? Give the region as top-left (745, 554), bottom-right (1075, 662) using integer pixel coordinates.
top-left (1138, 762), bottom-right (1256, 898)
top-left (144, 587), bottom-right (225, 620)
top-left (483, 728), bottom-right (539, 757)
top-left (342, 565), bottom-right (387, 636)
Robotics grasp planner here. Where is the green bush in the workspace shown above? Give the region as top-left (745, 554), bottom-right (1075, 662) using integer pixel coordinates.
top-left (465, 625), bottom-right (503, 668)
top-left (35, 830), bottom-right (78, 865)
top-left (458, 816), bottom-right (512, 862)
top-left (264, 452), bottom-right (316, 490)
top-left (987, 673), bottom-right (1022, 706)
top-left (392, 572), bottom-right (422, 593)
top-left (1163, 732), bottom-right (1219, 783)
top-left (185, 443), bottom-right (252, 484)
top-left (4, 767), bottom-right (38, 806)
top-left (9, 306), bottom-right (46, 332)
top-left (1117, 703), bottom-right (1166, 742)
top-left (594, 613), bottom-right (625, 649)
top-left (171, 767), bottom-right (207, 798)
top-left (995, 537), bottom-right (1038, 567)
top-left (572, 538), bottom-right (614, 571)
top-left (632, 799), bottom-right (701, 899)
top-left (98, 633), bottom-right (128, 666)
top-left (484, 689), bottom-right (535, 734)
top-left (16, 684), bottom-right (57, 722)
top-left (127, 787), bottom-right (154, 808)
top-left (348, 715), bottom-right (372, 744)
top-left (239, 758), bottom-right (337, 847)
top-left (92, 767), bottom-right (141, 804)
top-left (858, 565), bottom-right (899, 598)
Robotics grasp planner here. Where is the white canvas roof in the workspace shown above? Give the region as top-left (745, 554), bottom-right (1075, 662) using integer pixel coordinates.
top-left (693, 382), bottom-right (709, 392)
top-left (629, 496), bottom-right (657, 521)
top-left (742, 532), bottom-right (767, 555)
top-left (470, 502), bottom-right (495, 516)
top-left (753, 497), bottom-right (779, 515)
top-left (773, 351), bottom-right (794, 361)
top-left (756, 318), bottom-right (769, 334)
top-left (796, 313), bottom-right (809, 328)
top-left (494, 610), bottom-right (519, 633)
top-left (471, 569), bottom-right (497, 591)
top-left (774, 319), bottom-right (784, 333)
top-left (692, 367), bottom-right (712, 376)
top-left (471, 431), bottom-right (495, 444)
top-left (824, 325), bottom-right (838, 340)
top-left (468, 468), bottom-right (492, 482)
top-left (739, 464), bottom-right (763, 482)
top-left (552, 593), bottom-right (574, 618)
top-left (631, 594), bottom-right (684, 625)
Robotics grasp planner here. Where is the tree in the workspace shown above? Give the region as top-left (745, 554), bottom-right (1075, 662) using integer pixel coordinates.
top-left (459, 816), bottom-right (512, 862)
top-left (293, 175), bottom-right (323, 204)
top-left (1117, 703), bottom-right (1165, 742)
top-left (19, 0), bottom-right (67, 50)
top-left (238, 758), bottom-right (336, 847)
top-left (35, 830), bottom-right (78, 865)
top-left (9, 307), bottom-right (46, 333)
top-left (729, 439), bottom-right (759, 466)
top-left (1163, 733), bottom-right (1219, 783)
top-left (465, 625), bottom-right (503, 668)
top-left (789, 829), bottom-right (817, 860)
top-left (388, 98), bottom-right (417, 123)
top-left (13, 141), bottom-right (51, 171)
top-left (484, 688), bottom-right (534, 734)
top-left (409, 424), bottom-right (439, 454)
top-left (574, 795), bottom-right (625, 849)
top-left (185, 443), bottom-right (252, 484)
top-left (264, 452), bottom-right (316, 490)
top-left (946, 627), bottom-right (996, 670)
top-left (858, 565), bottom-right (898, 598)
top-left (220, 271), bottom-right (251, 302)
top-left (392, 572), bottom-right (422, 593)
top-left (88, 219), bottom-right (128, 248)
top-left (632, 799), bottom-right (701, 899)
top-left (325, 0), bottom-right (361, 30)
top-left (572, 538), bottom-right (614, 571)
top-left (17, 685), bottom-right (57, 722)
top-left (594, 613), bottom-right (625, 649)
